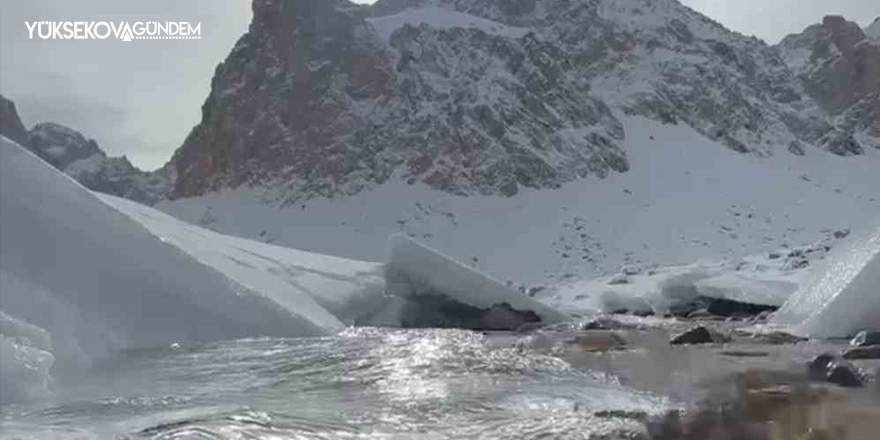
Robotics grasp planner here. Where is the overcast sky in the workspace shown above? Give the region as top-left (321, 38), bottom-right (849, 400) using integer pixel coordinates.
top-left (1, 0), bottom-right (876, 170)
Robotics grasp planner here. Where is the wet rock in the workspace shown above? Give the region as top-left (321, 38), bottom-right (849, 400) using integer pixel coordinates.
top-left (827, 359), bottom-right (863, 388)
top-left (480, 303), bottom-right (541, 331)
top-left (671, 326), bottom-right (729, 345)
top-left (808, 354), bottom-right (863, 387)
top-left (582, 316), bottom-right (635, 330)
top-left (807, 353), bottom-right (838, 381)
top-left (573, 330), bottom-right (627, 352)
top-left (850, 330), bottom-right (880, 347)
top-left (842, 345), bottom-right (880, 360)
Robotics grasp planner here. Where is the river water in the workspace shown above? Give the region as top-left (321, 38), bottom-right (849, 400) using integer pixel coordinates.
top-left (0, 327), bottom-right (677, 440)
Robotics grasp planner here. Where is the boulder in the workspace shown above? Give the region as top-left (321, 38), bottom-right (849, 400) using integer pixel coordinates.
top-left (850, 330), bottom-right (880, 347)
top-left (808, 354), bottom-right (863, 387)
top-left (671, 326), bottom-right (729, 345)
top-left (842, 345), bottom-right (880, 360)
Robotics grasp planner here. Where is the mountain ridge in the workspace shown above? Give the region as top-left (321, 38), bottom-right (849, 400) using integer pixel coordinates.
top-left (167, 0), bottom-right (875, 205)
top-left (0, 94), bottom-right (171, 205)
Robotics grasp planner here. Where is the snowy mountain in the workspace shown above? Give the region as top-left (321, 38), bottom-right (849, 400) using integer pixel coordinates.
top-left (168, 0), bottom-right (867, 205)
top-left (777, 15), bottom-right (880, 151)
top-left (160, 115), bottom-right (880, 285)
top-left (0, 94), bottom-right (171, 205)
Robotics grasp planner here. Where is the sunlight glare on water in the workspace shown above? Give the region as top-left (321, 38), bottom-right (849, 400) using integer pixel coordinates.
top-left (0, 328), bottom-right (674, 439)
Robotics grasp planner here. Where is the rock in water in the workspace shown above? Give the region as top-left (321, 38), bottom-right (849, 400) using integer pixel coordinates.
top-left (574, 331), bottom-right (627, 352)
top-left (807, 354), bottom-right (863, 387)
top-left (671, 326), bottom-right (729, 345)
top-left (842, 345), bottom-right (880, 360)
top-left (480, 303), bottom-right (541, 331)
top-left (827, 359), bottom-right (863, 388)
top-left (850, 330), bottom-right (880, 347)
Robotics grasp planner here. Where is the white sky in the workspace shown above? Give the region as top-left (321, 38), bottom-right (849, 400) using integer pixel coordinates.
top-left (0, 0), bottom-right (876, 170)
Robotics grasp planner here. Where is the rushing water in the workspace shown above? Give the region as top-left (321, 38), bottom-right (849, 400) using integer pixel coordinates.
top-left (0, 327), bottom-right (675, 440)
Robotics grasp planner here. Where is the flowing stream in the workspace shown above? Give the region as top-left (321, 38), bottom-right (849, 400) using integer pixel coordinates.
top-left (0, 327), bottom-right (675, 440)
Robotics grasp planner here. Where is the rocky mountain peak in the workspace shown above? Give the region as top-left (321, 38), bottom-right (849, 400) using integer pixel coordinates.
top-left (161, 0), bottom-right (876, 203)
top-left (776, 15), bottom-right (880, 150)
top-left (0, 94), bottom-right (30, 146)
top-left (28, 122), bottom-right (106, 170)
top-left (0, 95), bottom-right (172, 205)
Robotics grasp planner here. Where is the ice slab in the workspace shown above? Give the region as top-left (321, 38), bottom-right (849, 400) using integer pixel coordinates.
top-left (0, 136), bottom-right (360, 402)
top-left (382, 233), bottom-right (568, 327)
top-left (771, 223), bottom-right (880, 338)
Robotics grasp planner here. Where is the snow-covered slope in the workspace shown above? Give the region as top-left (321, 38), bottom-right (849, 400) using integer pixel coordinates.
top-left (771, 222), bottom-right (880, 338)
top-left (159, 116), bottom-right (880, 285)
top-left (541, 229), bottom-right (850, 315)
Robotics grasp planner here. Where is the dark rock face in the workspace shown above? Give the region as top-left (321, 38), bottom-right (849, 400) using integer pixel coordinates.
top-left (27, 122), bottom-right (104, 170)
top-left (0, 94), bottom-right (29, 146)
top-left (398, 294), bottom-right (541, 330)
top-left (777, 15), bottom-right (880, 151)
top-left (842, 345), bottom-right (880, 360)
top-left (167, 0), bottom-right (857, 204)
top-left (671, 326), bottom-right (728, 345)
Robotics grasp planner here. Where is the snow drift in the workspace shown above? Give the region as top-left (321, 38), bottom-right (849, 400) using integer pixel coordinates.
top-left (771, 223), bottom-right (880, 338)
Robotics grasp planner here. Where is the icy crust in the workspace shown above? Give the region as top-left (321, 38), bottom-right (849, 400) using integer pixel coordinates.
top-left (98, 194), bottom-right (386, 327)
top-left (383, 234), bottom-right (567, 326)
top-left (771, 223), bottom-right (880, 338)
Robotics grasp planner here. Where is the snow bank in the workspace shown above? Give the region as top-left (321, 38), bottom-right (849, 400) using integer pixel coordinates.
top-left (0, 136), bottom-right (379, 401)
top-left (771, 223), bottom-right (880, 338)
top-left (367, 7), bottom-right (529, 43)
top-left (544, 252), bottom-right (807, 316)
top-left (381, 234), bottom-right (567, 327)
